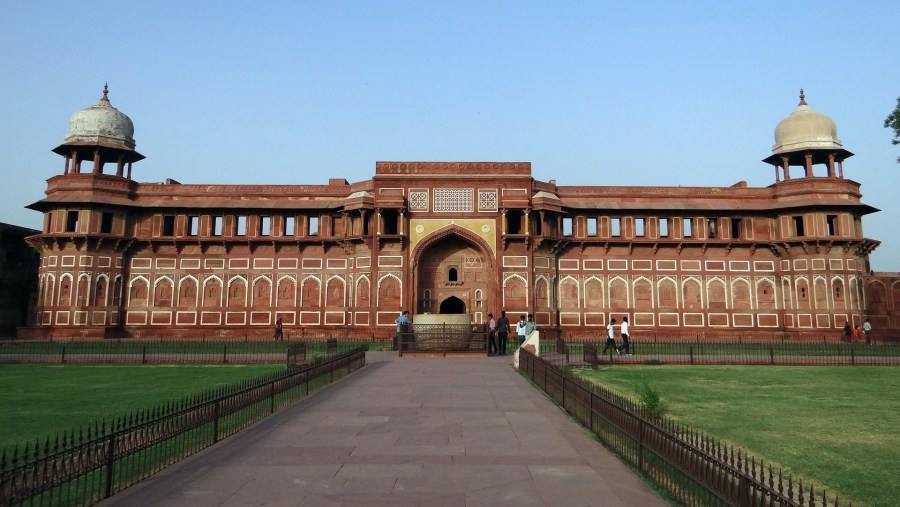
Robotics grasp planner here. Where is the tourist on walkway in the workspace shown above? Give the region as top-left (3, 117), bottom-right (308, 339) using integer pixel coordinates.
top-left (496, 311), bottom-right (510, 354)
top-left (395, 310), bottom-right (411, 349)
top-left (843, 321), bottom-right (852, 343)
top-left (620, 316), bottom-right (631, 355)
top-left (516, 315), bottom-right (528, 346)
top-left (525, 314), bottom-right (536, 338)
top-left (603, 318), bottom-right (619, 355)
top-left (273, 317), bottom-right (284, 341)
top-left (487, 313), bottom-right (498, 355)
top-left (863, 318), bottom-right (872, 345)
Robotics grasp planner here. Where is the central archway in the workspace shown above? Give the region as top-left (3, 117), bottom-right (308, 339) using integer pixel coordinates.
top-left (439, 296), bottom-right (466, 314)
top-left (412, 227), bottom-right (494, 323)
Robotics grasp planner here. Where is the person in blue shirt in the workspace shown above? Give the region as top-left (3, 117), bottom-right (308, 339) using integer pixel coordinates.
top-left (395, 310), bottom-right (411, 348)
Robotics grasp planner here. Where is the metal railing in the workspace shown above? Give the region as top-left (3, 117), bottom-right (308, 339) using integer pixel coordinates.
top-left (0, 348), bottom-right (366, 506)
top-left (539, 339), bottom-right (900, 368)
top-left (519, 349), bottom-right (849, 507)
top-left (397, 323), bottom-right (487, 356)
top-left (0, 338), bottom-right (389, 364)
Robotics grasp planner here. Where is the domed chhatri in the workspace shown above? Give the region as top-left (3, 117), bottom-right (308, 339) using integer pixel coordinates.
top-left (763, 90), bottom-right (853, 180)
top-left (51, 85), bottom-right (145, 177)
top-left (64, 83), bottom-right (137, 150)
top-left (772, 89), bottom-right (843, 155)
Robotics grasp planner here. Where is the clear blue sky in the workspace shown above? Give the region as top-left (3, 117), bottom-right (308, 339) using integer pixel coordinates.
top-left (3, 1), bottom-right (898, 269)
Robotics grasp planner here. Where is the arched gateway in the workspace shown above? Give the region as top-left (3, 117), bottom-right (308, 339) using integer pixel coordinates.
top-left (413, 228), bottom-right (494, 324)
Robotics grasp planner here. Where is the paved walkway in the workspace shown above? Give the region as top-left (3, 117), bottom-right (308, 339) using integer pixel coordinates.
top-left (100, 352), bottom-right (666, 506)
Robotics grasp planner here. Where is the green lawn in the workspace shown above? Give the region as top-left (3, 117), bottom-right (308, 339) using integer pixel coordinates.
top-left (0, 363), bottom-right (286, 450)
top-left (578, 366), bottom-right (900, 507)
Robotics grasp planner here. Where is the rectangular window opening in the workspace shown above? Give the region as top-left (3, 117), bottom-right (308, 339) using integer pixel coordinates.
top-left (707, 218), bottom-right (717, 239)
top-left (793, 216), bottom-right (805, 237)
top-left (100, 212), bottom-right (113, 234)
top-left (382, 210), bottom-right (399, 235)
top-left (731, 218), bottom-right (741, 239)
top-left (213, 216), bottom-right (223, 236)
top-left (826, 215), bottom-right (837, 236)
top-left (611, 217), bottom-right (621, 237)
top-left (66, 211), bottom-right (79, 233)
top-left (587, 217), bottom-right (598, 237)
top-left (162, 215), bottom-right (176, 236)
top-left (284, 216), bottom-right (295, 236)
top-left (188, 216), bottom-right (199, 236)
top-left (309, 216), bottom-right (319, 236)
top-left (635, 218), bottom-right (645, 238)
top-left (260, 215), bottom-right (271, 236)
top-left (236, 215), bottom-right (247, 236)
top-left (562, 217), bottom-right (573, 237)
top-left (683, 218), bottom-right (693, 238)
top-left (659, 218), bottom-right (669, 238)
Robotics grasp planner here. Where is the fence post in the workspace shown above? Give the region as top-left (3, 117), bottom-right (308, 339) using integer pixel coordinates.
top-left (142, 346), bottom-right (147, 364)
top-left (270, 380), bottom-right (276, 414)
top-left (851, 346), bottom-right (855, 366)
top-left (213, 400), bottom-right (221, 443)
top-left (104, 433), bottom-right (116, 499)
top-left (638, 418), bottom-right (644, 473)
top-left (223, 345), bottom-right (228, 364)
top-left (689, 346), bottom-right (694, 365)
top-left (769, 346), bottom-right (774, 365)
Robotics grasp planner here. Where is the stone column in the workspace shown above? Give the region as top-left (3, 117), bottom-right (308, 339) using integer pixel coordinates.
top-left (827, 153), bottom-right (836, 177)
top-left (782, 157), bottom-right (790, 180)
top-left (399, 211), bottom-right (405, 235)
top-left (524, 208), bottom-right (531, 235)
top-left (93, 149), bottom-right (101, 174)
top-left (804, 153), bottom-right (813, 177)
top-left (116, 155), bottom-right (125, 177)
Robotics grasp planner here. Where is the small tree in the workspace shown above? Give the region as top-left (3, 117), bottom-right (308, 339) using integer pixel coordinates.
top-left (885, 97), bottom-right (900, 163)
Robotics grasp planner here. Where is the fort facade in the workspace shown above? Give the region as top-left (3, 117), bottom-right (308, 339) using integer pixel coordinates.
top-left (19, 88), bottom-right (900, 340)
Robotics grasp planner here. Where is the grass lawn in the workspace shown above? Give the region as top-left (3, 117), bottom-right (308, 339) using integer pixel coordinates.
top-left (578, 366), bottom-right (900, 507)
top-left (0, 363), bottom-right (286, 451)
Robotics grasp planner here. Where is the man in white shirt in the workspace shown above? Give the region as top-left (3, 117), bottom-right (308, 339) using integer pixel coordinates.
top-left (516, 315), bottom-right (527, 346)
top-left (603, 318), bottom-right (619, 355)
top-left (620, 316), bottom-right (631, 355)
top-left (487, 313), bottom-right (498, 355)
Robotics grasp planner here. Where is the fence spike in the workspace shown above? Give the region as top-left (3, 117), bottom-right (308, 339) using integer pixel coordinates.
top-left (798, 479), bottom-right (804, 505)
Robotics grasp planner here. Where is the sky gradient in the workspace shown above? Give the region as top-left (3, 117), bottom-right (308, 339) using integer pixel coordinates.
top-left (3, 1), bottom-right (898, 269)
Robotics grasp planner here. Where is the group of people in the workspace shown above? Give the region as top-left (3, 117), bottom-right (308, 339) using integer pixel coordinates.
top-left (843, 318), bottom-right (873, 344)
top-left (603, 316), bottom-right (632, 355)
top-left (485, 312), bottom-right (536, 355)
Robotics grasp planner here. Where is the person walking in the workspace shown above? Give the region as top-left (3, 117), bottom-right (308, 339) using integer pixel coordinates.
top-left (842, 321), bottom-right (852, 343)
top-left (603, 318), bottom-right (620, 355)
top-left (525, 314), bottom-right (537, 338)
top-left (395, 310), bottom-right (411, 349)
top-left (496, 311), bottom-right (510, 355)
top-left (273, 317), bottom-right (284, 341)
top-left (516, 315), bottom-right (528, 346)
top-left (487, 313), bottom-right (498, 355)
top-left (863, 318), bottom-right (872, 345)
top-left (620, 315), bottom-right (631, 355)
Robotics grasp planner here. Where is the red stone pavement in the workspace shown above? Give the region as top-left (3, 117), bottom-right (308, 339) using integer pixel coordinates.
top-left (98, 352), bottom-right (667, 506)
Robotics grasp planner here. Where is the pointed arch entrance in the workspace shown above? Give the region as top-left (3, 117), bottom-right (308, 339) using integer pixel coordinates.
top-left (412, 227), bottom-right (494, 323)
top-left (440, 296), bottom-right (466, 314)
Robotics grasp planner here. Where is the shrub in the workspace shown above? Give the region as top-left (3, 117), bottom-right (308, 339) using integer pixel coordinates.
top-left (635, 380), bottom-right (663, 418)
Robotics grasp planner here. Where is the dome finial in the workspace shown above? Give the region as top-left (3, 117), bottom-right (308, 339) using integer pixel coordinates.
top-left (100, 82), bottom-right (110, 104)
top-left (798, 89), bottom-right (807, 106)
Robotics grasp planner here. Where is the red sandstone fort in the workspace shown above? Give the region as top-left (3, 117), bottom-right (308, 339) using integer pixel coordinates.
top-left (18, 87), bottom-right (900, 340)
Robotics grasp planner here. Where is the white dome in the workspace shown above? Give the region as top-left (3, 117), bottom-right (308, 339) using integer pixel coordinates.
top-left (64, 85), bottom-right (136, 150)
top-left (772, 90), bottom-right (842, 155)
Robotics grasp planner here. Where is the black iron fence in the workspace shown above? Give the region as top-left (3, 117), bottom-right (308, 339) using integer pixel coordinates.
top-left (397, 323), bottom-right (488, 356)
top-left (0, 337), bottom-right (389, 365)
top-left (0, 348), bottom-right (366, 506)
top-left (519, 349), bottom-right (849, 507)
top-left (539, 338), bottom-right (900, 368)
